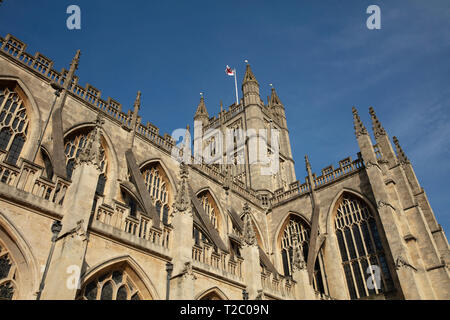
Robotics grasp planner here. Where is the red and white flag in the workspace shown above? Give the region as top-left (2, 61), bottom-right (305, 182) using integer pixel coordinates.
top-left (225, 65), bottom-right (235, 76)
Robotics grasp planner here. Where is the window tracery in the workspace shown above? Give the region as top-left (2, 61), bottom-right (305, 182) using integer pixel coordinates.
top-left (78, 269), bottom-right (142, 300)
top-left (0, 86), bottom-right (29, 165)
top-left (335, 195), bottom-right (394, 299)
top-left (280, 215), bottom-right (328, 294)
top-left (142, 164), bottom-right (171, 224)
top-left (0, 242), bottom-right (18, 300)
top-left (64, 129), bottom-right (107, 194)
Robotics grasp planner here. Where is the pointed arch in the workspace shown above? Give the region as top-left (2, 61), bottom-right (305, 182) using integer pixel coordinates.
top-left (139, 159), bottom-right (174, 224)
top-left (0, 77), bottom-right (42, 163)
top-left (327, 189), bottom-right (395, 299)
top-left (0, 210), bottom-right (39, 300)
top-left (78, 255), bottom-right (160, 300)
top-left (63, 121), bottom-right (119, 201)
top-left (273, 211), bottom-right (329, 295)
top-left (195, 187), bottom-right (226, 236)
top-left (195, 286), bottom-right (229, 300)
top-left (325, 188), bottom-right (377, 235)
top-left (139, 158), bottom-right (177, 194)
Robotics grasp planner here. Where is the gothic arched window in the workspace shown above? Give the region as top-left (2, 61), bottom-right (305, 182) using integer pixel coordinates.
top-left (198, 192), bottom-right (218, 229)
top-left (280, 215), bottom-right (328, 295)
top-left (142, 164), bottom-right (171, 224)
top-left (334, 194), bottom-right (394, 299)
top-left (0, 86), bottom-right (29, 165)
top-left (64, 128), bottom-right (107, 194)
top-left (0, 241), bottom-right (18, 300)
top-left (78, 269), bottom-right (142, 300)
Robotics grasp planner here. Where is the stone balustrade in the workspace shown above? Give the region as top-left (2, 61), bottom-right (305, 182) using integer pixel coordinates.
top-left (260, 267), bottom-right (295, 299)
top-left (271, 154), bottom-right (365, 206)
top-left (0, 155), bottom-right (70, 206)
top-left (192, 243), bottom-right (243, 279)
top-left (94, 198), bottom-right (172, 249)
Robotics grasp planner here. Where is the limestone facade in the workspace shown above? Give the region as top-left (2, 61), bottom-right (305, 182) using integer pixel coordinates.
top-left (0, 33), bottom-right (448, 300)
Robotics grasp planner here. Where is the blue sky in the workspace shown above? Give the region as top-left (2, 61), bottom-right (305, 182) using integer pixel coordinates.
top-left (1, 0), bottom-right (449, 232)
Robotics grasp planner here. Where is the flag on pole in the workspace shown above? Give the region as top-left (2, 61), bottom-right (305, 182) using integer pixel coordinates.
top-left (225, 65), bottom-right (235, 76)
top-left (225, 65), bottom-right (239, 105)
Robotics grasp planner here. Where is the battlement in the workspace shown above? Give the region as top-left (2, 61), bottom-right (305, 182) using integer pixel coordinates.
top-left (271, 154), bottom-right (364, 206)
top-left (0, 33), bottom-right (176, 153)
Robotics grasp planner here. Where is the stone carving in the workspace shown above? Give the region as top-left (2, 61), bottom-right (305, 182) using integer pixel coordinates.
top-left (352, 107), bottom-right (368, 137)
top-left (174, 162), bottom-right (190, 213)
top-left (365, 160), bottom-right (382, 171)
top-left (255, 289), bottom-right (265, 300)
top-left (182, 262), bottom-right (197, 280)
top-left (395, 254), bottom-right (417, 271)
top-left (369, 107), bottom-right (387, 138)
top-left (76, 115), bottom-right (104, 171)
top-left (377, 200), bottom-right (396, 212)
top-left (291, 239), bottom-right (306, 271)
top-left (242, 203), bottom-right (256, 246)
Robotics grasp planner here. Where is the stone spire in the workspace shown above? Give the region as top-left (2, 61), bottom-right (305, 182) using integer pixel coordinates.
top-left (393, 136), bottom-right (410, 164)
top-left (242, 203), bottom-right (256, 246)
top-left (64, 50), bottom-right (81, 89)
top-left (129, 91), bottom-right (141, 147)
top-left (369, 106), bottom-right (386, 138)
top-left (194, 95), bottom-right (209, 126)
top-left (291, 239), bottom-right (306, 271)
top-left (243, 63), bottom-right (258, 84)
top-left (174, 162), bottom-right (191, 213)
top-left (352, 106), bottom-right (368, 137)
top-left (269, 87), bottom-right (283, 107)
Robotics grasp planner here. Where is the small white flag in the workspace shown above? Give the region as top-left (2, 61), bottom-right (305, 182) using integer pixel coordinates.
top-left (225, 65), bottom-right (235, 76)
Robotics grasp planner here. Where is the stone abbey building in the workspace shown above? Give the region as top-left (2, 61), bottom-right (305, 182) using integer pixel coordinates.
top-left (0, 33), bottom-right (448, 300)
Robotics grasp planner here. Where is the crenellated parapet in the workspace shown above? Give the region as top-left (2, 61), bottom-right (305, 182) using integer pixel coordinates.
top-left (271, 154), bottom-right (365, 206)
top-left (0, 34), bottom-right (177, 155)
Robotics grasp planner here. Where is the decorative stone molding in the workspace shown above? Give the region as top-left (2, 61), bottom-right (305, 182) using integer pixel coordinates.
top-left (377, 200), bottom-right (396, 212)
top-left (75, 115), bottom-right (104, 171)
top-left (395, 255), bottom-right (417, 271)
top-left (242, 203), bottom-right (256, 246)
top-left (174, 162), bottom-right (191, 214)
top-left (291, 239), bottom-right (306, 271)
top-left (365, 160), bottom-right (382, 171)
top-left (182, 262), bottom-right (197, 280)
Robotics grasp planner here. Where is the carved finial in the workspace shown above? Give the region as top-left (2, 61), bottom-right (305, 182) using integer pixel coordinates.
top-left (76, 120), bottom-right (103, 170)
top-left (71, 49), bottom-right (81, 71)
top-left (174, 162), bottom-right (190, 212)
top-left (393, 136), bottom-right (410, 165)
top-left (242, 203), bottom-right (256, 246)
top-left (305, 155), bottom-right (311, 170)
top-left (134, 91), bottom-right (141, 110)
top-left (291, 239), bottom-right (306, 271)
top-left (352, 106), bottom-right (368, 137)
top-left (369, 106), bottom-right (386, 138)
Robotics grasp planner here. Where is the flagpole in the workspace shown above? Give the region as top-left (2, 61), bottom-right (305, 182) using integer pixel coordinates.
top-left (234, 69), bottom-right (239, 105)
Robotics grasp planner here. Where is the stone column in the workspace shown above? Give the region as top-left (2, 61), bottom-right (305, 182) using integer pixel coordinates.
top-left (240, 203), bottom-right (263, 299)
top-left (352, 107), bottom-right (423, 299)
top-left (291, 239), bottom-right (316, 300)
top-left (40, 119), bottom-right (103, 300)
top-left (169, 162), bottom-right (196, 300)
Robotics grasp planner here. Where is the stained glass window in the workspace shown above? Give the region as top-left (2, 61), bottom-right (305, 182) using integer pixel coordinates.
top-left (280, 215), bottom-right (328, 295)
top-left (334, 194), bottom-right (395, 299)
top-left (0, 241), bottom-right (17, 300)
top-left (64, 129), bottom-right (107, 191)
top-left (78, 269), bottom-right (142, 300)
top-left (142, 164), bottom-right (171, 224)
top-left (0, 87), bottom-right (29, 164)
